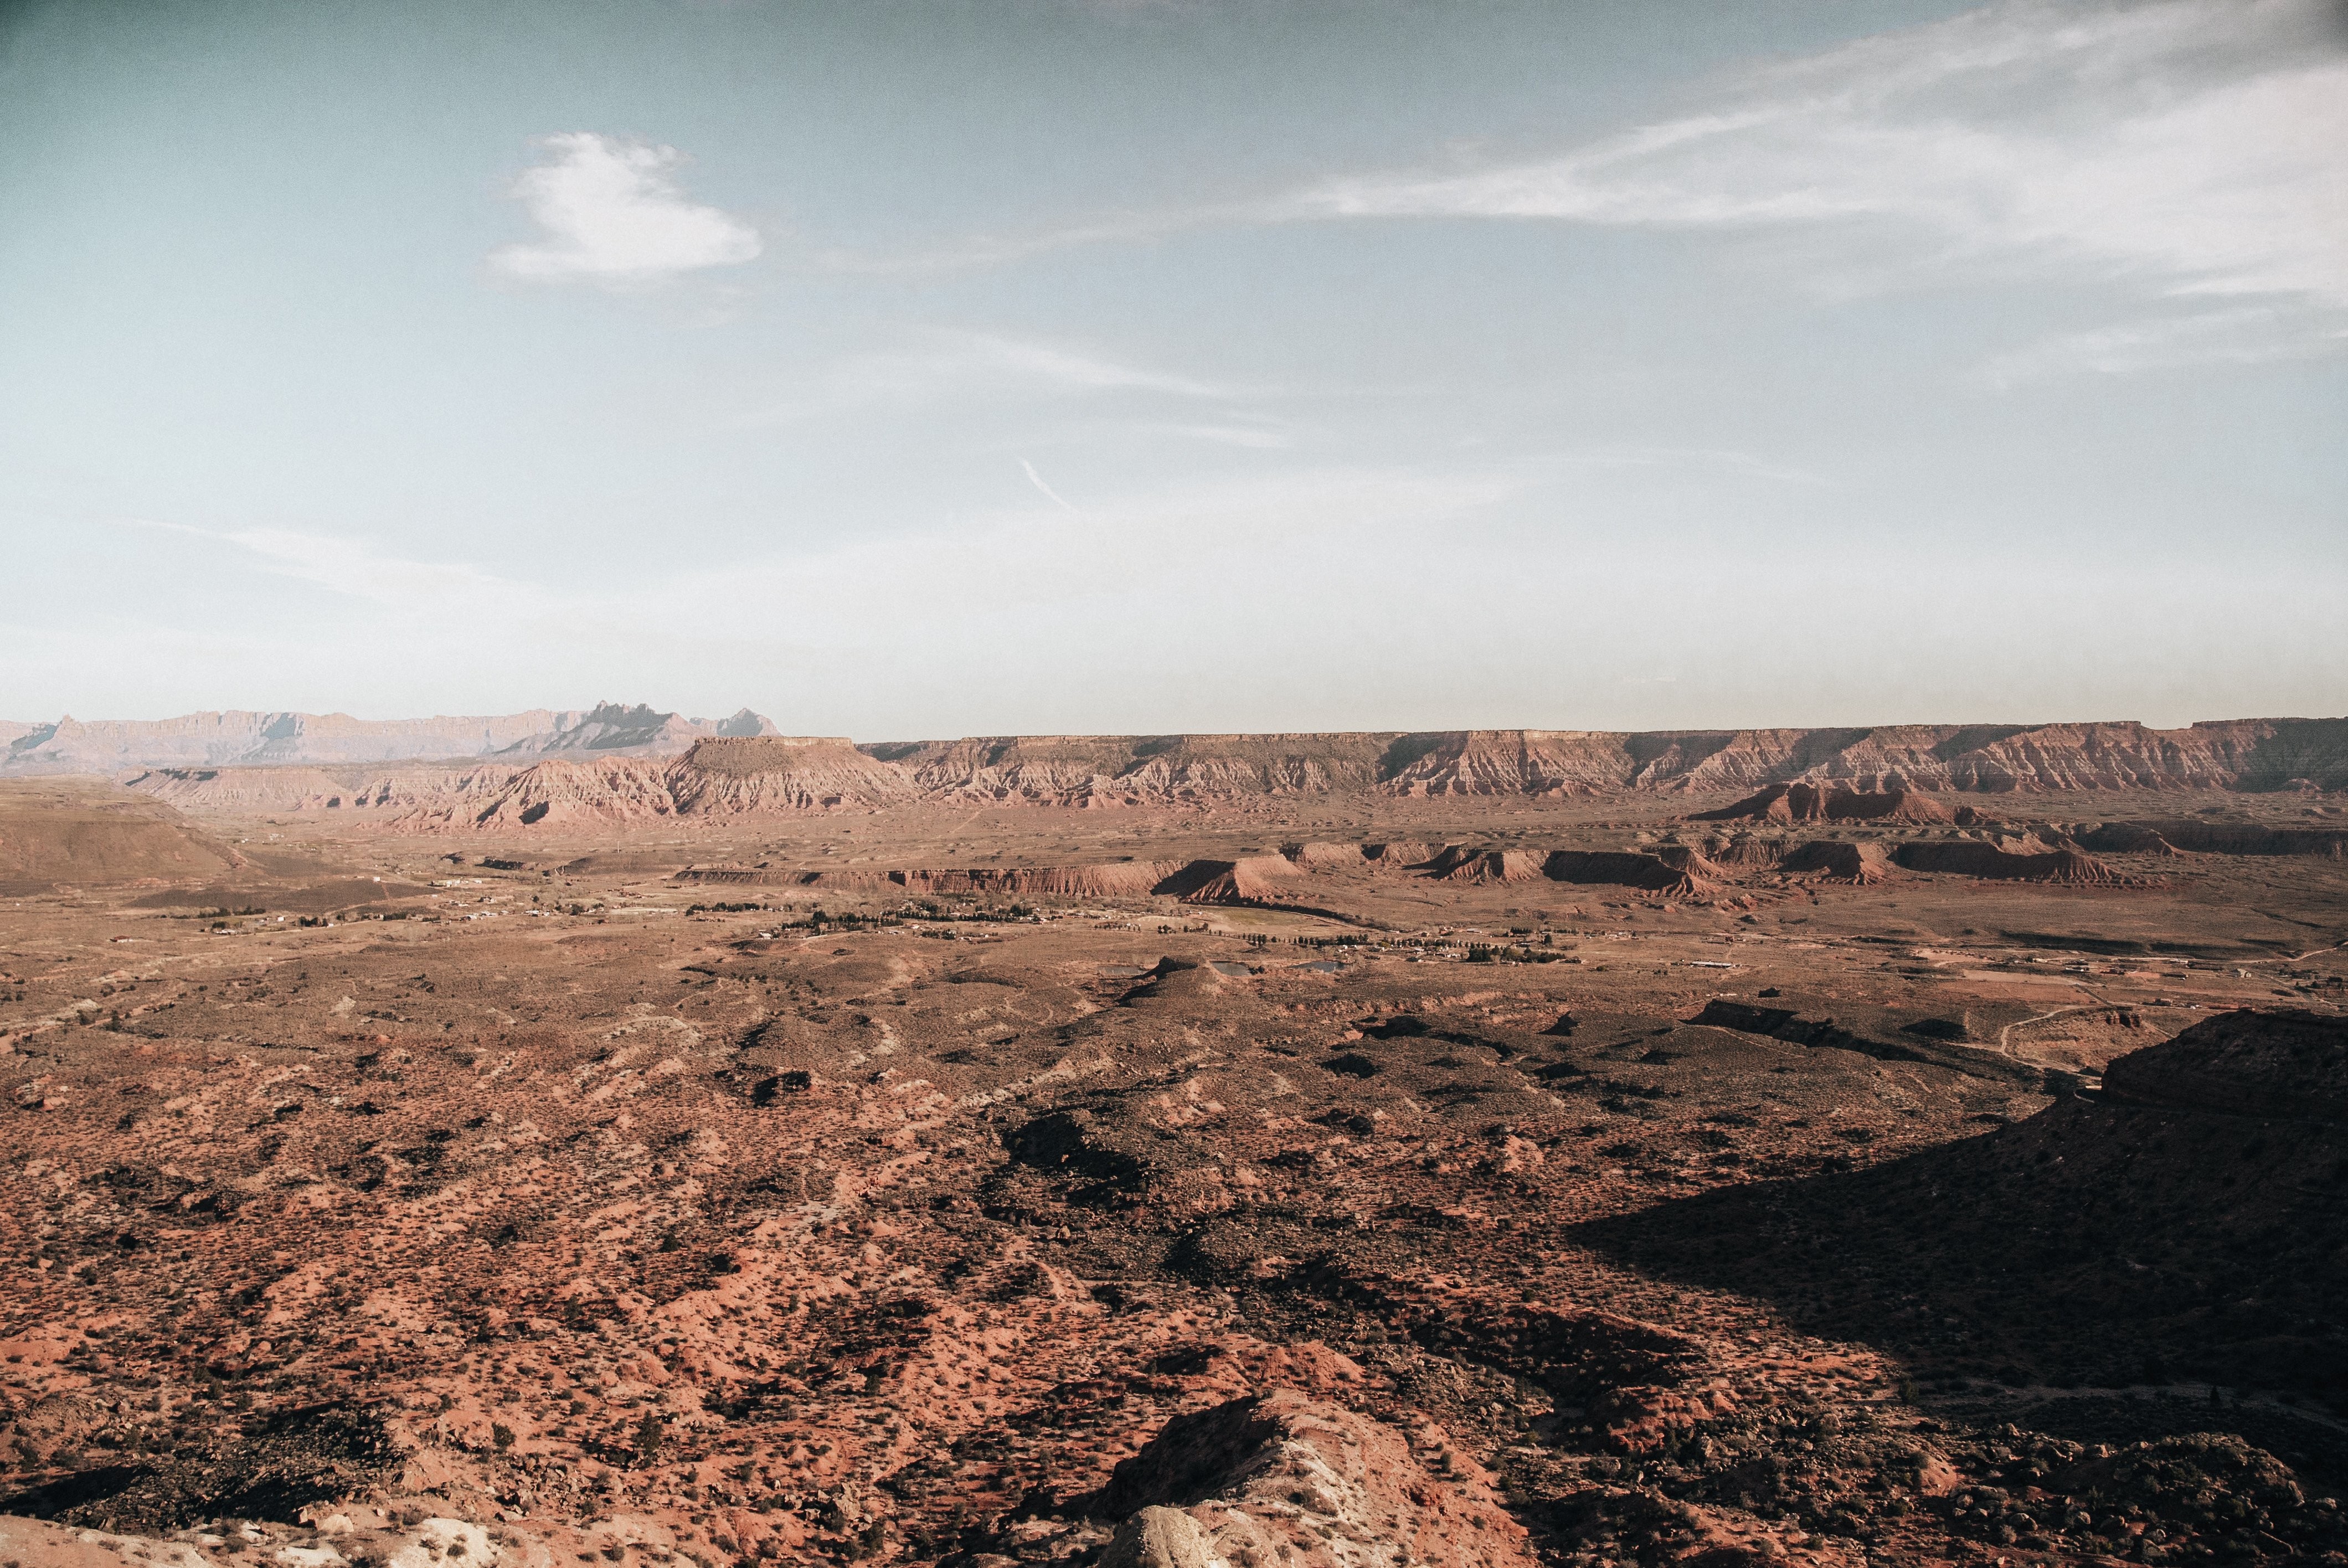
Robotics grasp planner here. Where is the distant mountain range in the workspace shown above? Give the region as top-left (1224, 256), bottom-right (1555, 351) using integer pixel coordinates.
top-left (29, 715), bottom-right (2342, 825)
top-left (0, 702), bottom-right (777, 775)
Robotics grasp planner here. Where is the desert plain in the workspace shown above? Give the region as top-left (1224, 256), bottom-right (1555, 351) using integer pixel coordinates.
top-left (1, 715), bottom-right (2345, 1568)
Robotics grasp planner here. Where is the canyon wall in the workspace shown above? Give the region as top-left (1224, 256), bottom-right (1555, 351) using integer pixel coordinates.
top-left (54, 715), bottom-right (2348, 825)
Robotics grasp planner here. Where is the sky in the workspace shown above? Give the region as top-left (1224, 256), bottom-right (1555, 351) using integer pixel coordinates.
top-left (1, 0), bottom-right (2342, 739)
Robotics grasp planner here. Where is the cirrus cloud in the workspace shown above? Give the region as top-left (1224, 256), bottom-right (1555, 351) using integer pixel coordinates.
top-left (1302, 0), bottom-right (2348, 313)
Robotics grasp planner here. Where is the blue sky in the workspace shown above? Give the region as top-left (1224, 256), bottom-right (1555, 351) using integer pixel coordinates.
top-left (2, 0), bottom-right (2342, 736)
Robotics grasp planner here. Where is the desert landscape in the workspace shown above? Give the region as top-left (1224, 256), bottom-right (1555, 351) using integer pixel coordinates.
top-left (2, 708), bottom-right (2343, 1568)
top-left (13, 0), bottom-right (2342, 1562)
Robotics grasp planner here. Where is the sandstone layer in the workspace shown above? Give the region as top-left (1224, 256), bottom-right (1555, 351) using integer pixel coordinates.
top-left (10, 716), bottom-right (2341, 822)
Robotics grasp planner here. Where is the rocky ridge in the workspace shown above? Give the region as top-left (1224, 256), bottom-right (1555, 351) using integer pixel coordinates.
top-left (6, 705), bottom-right (776, 777)
top-left (96, 719), bottom-right (2348, 826)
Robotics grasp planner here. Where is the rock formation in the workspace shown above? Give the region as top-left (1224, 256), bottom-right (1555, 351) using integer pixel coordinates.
top-left (1085, 1386), bottom-right (1535, 1568)
top-left (2, 704), bottom-right (776, 776)
top-left (1892, 842), bottom-right (2138, 885)
top-left (0, 782), bottom-right (245, 891)
top-left (16, 715), bottom-right (2345, 812)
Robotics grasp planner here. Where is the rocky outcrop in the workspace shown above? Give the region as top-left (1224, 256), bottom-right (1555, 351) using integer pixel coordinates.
top-left (1153, 856), bottom-right (1309, 905)
top-left (449, 759), bottom-right (681, 831)
top-left (1698, 833), bottom-right (1789, 870)
top-left (872, 734), bottom-right (1392, 807)
top-left (1539, 848), bottom-right (1723, 896)
top-left (665, 737), bottom-right (917, 812)
top-left (1692, 782), bottom-right (1953, 825)
top-left (1380, 731), bottom-right (1642, 797)
top-left (1892, 842), bottom-right (2138, 885)
top-left (1085, 1387), bottom-right (1535, 1568)
top-left (1435, 849), bottom-right (1549, 885)
top-left (0, 1504), bottom-right (709, 1568)
top-left (1777, 839), bottom-right (1896, 883)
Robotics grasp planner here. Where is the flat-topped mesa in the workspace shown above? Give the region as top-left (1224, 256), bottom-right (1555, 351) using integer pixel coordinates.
top-left (1893, 840), bottom-right (2141, 885)
top-left (2073, 818), bottom-right (2348, 859)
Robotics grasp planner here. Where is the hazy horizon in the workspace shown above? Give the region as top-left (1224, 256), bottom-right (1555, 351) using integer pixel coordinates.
top-left (4, 0), bottom-right (2342, 735)
top-left (7, 699), bottom-right (2345, 741)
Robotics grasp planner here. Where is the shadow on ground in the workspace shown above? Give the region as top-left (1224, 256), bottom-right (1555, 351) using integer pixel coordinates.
top-left (1575, 1051), bottom-right (2348, 1470)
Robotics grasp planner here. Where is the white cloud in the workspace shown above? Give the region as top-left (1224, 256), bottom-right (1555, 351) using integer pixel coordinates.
top-left (489, 132), bottom-right (760, 283)
top-left (1300, 0), bottom-right (2348, 318)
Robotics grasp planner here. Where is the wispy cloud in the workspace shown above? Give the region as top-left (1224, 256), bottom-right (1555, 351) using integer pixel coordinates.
top-left (740, 328), bottom-right (1242, 425)
top-left (1019, 458), bottom-right (1078, 513)
top-left (1978, 306), bottom-right (2348, 386)
top-left (1128, 421), bottom-right (1293, 450)
top-left (869, 0), bottom-right (2346, 383)
top-left (815, 203), bottom-right (1255, 277)
top-left (489, 132), bottom-right (760, 283)
top-left (960, 332), bottom-right (1228, 397)
top-left (1300, 0), bottom-right (2348, 315)
top-left (136, 519), bottom-right (554, 618)
top-left (1552, 446), bottom-right (1826, 487)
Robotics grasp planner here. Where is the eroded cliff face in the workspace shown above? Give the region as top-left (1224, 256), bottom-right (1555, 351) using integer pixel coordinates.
top-left (102, 718), bottom-right (2348, 825)
top-left (1381, 719), bottom-right (2348, 797)
top-left (871, 735), bottom-right (1394, 807)
top-left (702, 718), bottom-right (2348, 816)
top-left (665, 739), bottom-right (918, 813)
